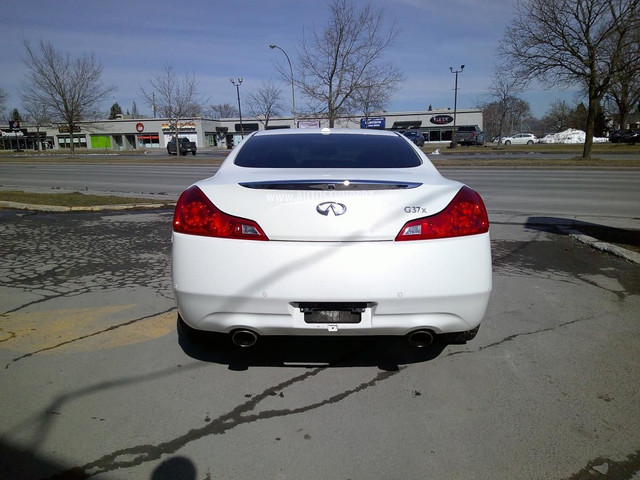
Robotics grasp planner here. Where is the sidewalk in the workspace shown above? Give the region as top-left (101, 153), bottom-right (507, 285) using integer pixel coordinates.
top-left (491, 213), bottom-right (640, 264)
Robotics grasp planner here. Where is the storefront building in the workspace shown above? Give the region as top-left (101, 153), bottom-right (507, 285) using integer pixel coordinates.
top-left (2, 108), bottom-right (483, 151)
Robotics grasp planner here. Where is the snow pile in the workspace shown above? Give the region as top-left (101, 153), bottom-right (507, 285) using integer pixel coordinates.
top-left (539, 128), bottom-right (609, 144)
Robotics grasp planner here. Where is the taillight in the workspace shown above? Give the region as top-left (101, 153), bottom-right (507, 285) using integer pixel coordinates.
top-left (173, 186), bottom-right (268, 240)
top-left (395, 186), bottom-right (489, 241)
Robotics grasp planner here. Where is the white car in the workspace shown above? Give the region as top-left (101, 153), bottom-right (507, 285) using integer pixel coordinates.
top-left (501, 133), bottom-right (537, 145)
top-left (172, 128), bottom-right (492, 348)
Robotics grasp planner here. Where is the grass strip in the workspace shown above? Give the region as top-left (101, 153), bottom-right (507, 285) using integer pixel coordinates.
top-left (0, 190), bottom-right (169, 207)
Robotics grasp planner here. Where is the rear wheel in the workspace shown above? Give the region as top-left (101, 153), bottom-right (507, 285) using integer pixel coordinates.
top-left (504, 140), bottom-right (511, 145)
top-left (527, 140), bottom-right (534, 145)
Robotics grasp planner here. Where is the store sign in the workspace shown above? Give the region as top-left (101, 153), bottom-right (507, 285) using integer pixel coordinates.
top-left (9, 120), bottom-right (20, 131)
top-left (1, 129), bottom-right (25, 137)
top-left (430, 115), bottom-right (454, 125)
top-left (58, 125), bottom-right (81, 133)
top-left (136, 122), bottom-right (144, 133)
top-left (298, 120), bottom-right (321, 129)
top-left (161, 121), bottom-right (196, 132)
top-left (360, 117), bottom-right (386, 129)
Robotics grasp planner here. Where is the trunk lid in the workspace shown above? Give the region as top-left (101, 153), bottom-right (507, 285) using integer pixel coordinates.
top-left (198, 167), bottom-right (463, 242)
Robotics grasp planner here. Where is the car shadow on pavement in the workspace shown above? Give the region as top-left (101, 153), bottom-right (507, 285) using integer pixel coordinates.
top-left (177, 319), bottom-right (450, 370)
top-left (525, 216), bottom-right (640, 253)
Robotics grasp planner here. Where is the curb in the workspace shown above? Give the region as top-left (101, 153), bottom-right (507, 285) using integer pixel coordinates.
top-left (563, 229), bottom-right (640, 264)
top-left (491, 214), bottom-right (640, 265)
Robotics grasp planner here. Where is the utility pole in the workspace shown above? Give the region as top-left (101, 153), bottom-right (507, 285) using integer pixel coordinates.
top-left (230, 78), bottom-right (244, 139)
top-left (269, 44), bottom-right (296, 127)
top-left (449, 65), bottom-right (465, 148)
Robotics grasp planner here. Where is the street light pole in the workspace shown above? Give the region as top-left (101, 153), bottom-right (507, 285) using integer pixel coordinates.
top-left (449, 65), bottom-right (465, 148)
top-left (269, 44), bottom-right (296, 128)
top-left (229, 78), bottom-right (244, 139)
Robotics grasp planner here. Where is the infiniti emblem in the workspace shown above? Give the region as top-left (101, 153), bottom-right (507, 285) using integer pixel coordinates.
top-left (316, 201), bottom-right (347, 216)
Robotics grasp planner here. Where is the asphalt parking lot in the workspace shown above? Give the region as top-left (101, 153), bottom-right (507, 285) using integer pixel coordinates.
top-left (0, 205), bottom-right (638, 480)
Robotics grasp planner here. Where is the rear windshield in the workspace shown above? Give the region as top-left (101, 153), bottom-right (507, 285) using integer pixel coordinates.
top-left (234, 133), bottom-right (422, 168)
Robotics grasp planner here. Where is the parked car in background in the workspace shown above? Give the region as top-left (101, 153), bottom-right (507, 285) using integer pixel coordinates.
top-left (402, 129), bottom-right (425, 147)
top-left (501, 133), bottom-right (537, 145)
top-left (167, 137), bottom-right (197, 156)
top-left (622, 130), bottom-right (640, 144)
top-left (609, 129), bottom-right (628, 143)
top-left (172, 128), bottom-right (492, 348)
top-left (611, 129), bottom-right (640, 144)
top-left (455, 125), bottom-right (485, 145)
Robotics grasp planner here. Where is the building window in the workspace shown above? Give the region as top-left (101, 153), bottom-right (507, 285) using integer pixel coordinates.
top-left (58, 135), bottom-right (87, 148)
top-left (137, 134), bottom-right (160, 148)
top-left (91, 135), bottom-right (111, 149)
top-left (204, 133), bottom-right (217, 147)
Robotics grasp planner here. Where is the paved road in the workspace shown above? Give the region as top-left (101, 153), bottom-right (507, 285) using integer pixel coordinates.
top-left (2, 163), bottom-right (639, 227)
top-left (0, 162), bottom-right (639, 479)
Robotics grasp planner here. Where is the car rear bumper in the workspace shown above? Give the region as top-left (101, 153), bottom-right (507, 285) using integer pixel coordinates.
top-left (172, 232), bottom-right (492, 336)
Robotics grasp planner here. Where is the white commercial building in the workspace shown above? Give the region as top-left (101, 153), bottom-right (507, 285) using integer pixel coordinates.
top-left (1, 108), bottom-right (483, 151)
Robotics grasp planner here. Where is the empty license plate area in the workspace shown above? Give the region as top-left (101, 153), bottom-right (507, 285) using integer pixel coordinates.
top-left (298, 302), bottom-right (369, 324)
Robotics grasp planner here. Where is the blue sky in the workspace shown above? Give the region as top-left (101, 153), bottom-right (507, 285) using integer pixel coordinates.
top-left (1, 0), bottom-right (579, 120)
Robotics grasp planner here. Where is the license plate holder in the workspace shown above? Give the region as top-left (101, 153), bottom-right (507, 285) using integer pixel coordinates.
top-left (299, 302), bottom-right (366, 324)
top-left (304, 310), bottom-right (362, 324)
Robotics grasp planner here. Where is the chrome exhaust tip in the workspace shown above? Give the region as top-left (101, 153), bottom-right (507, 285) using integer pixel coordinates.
top-left (407, 330), bottom-right (435, 348)
top-left (231, 329), bottom-right (259, 348)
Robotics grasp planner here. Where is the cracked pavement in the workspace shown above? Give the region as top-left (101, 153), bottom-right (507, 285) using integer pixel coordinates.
top-left (0, 208), bottom-right (638, 480)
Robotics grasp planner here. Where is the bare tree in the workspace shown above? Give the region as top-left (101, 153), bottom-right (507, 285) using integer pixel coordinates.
top-left (606, 84), bottom-right (640, 129)
top-left (602, 18), bottom-right (640, 129)
top-left (246, 81), bottom-right (284, 128)
top-left (21, 95), bottom-right (52, 151)
top-left (296, 0), bottom-right (402, 127)
top-left (350, 82), bottom-right (391, 127)
top-left (499, 0), bottom-right (640, 158)
top-left (22, 39), bottom-right (114, 156)
top-left (141, 64), bottom-right (204, 157)
top-left (543, 99), bottom-right (574, 132)
top-left (206, 103), bottom-right (239, 119)
top-left (481, 68), bottom-right (527, 147)
top-left (604, 68), bottom-right (640, 130)
top-left (481, 98), bottom-right (532, 143)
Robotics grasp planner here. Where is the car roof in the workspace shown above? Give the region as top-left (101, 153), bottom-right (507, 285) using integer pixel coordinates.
top-left (250, 128), bottom-right (401, 138)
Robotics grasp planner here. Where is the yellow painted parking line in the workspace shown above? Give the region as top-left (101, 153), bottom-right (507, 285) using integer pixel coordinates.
top-left (0, 306), bottom-right (176, 354)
